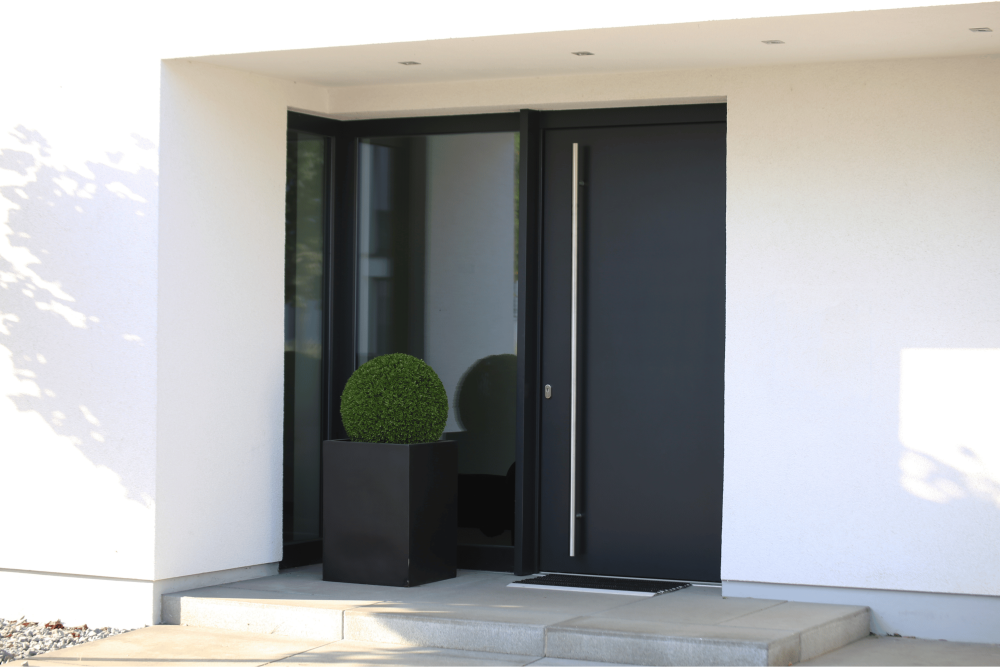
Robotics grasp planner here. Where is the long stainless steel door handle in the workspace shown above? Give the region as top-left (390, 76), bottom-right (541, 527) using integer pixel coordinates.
top-left (570, 143), bottom-right (579, 558)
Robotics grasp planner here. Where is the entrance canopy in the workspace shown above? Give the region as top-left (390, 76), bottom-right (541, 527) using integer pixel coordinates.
top-left (184, 2), bottom-right (998, 109)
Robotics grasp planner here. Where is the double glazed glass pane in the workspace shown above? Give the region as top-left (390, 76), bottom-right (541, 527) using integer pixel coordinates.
top-left (283, 131), bottom-right (327, 547)
top-left (357, 132), bottom-right (519, 547)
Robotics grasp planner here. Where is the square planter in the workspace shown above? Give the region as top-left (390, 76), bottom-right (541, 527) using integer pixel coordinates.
top-left (322, 439), bottom-right (457, 587)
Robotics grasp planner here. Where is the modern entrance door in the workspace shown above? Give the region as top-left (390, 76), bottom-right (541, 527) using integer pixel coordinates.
top-left (538, 121), bottom-right (726, 582)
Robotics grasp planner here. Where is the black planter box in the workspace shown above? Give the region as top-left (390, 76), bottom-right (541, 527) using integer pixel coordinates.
top-left (322, 439), bottom-right (457, 587)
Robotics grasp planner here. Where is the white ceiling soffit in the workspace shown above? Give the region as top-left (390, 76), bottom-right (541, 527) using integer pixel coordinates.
top-left (190, 3), bottom-right (1000, 88)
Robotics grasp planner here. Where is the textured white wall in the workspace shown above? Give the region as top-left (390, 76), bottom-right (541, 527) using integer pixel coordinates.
top-left (0, 25), bottom-right (162, 584)
top-left (722, 58), bottom-right (1000, 597)
top-left (0, 1), bottom-right (330, 623)
top-left (326, 55), bottom-right (1000, 598)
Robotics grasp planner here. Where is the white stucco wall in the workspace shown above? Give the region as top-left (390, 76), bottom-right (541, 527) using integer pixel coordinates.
top-left (155, 61), bottom-right (329, 581)
top-left (0, 11), bottom-right (164, 625)
top-left (0, 86), bottom-right (159, 581)
top-left (722, 57), bottom-right (1000, 599)
top-left (0, 12), bottom-right (329, 623)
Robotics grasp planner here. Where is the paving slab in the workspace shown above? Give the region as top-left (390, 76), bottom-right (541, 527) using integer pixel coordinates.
top-left (342, 584), bottom-right (637, 657)
top-left (30, 625), bottom-right (329, 667)
top-left (343, 584), bottom-right (641, 656)
top-left (163, 565), bottom-right (870, 665)
top-left (25, 625), bottom-right (1000, 667)
top-left (529, 659), bottom-right (632, 666)
top-left (719, 601), bottom-right (871, 661)
top-left (801, 635), bottom-right (1000, 666)
top-left (573, 586), bottom-right (787, 625)
top-left (163, 589), bottom-right (347, 641)
top-left (543, 587), bottom-right (868, 665)
top-left (271, 639), bottom-right (538, 665)
top-left (546, 616), bottom-right (800, 666)
top-left (160, 566), bottom-right (524, 642)
top-left (26, 627), bottom-right (632, 667)
top-left (222, 565), bottom-right (514, 604)
top-left (345, 603), bottom-right (554, 656)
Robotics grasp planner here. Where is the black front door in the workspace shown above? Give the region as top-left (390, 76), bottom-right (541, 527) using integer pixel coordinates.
top-left (538, 121), bottom-right (726, 582)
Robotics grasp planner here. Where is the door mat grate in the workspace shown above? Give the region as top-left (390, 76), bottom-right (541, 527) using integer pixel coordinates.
top-left (508, 573), bottom-right (692, 597)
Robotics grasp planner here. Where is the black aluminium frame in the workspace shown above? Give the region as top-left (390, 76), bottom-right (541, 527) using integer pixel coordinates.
top-left (285, 103), bottom-right (726, 575)
top-left (281, 122), bottom-right (334, 570)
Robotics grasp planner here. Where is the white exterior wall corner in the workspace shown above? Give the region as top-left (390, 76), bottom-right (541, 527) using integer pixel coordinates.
top-left (0, 563), bottom-right (277, 629)
top-left (0, 12), bottom-right (329, 620)
top-left (0, 8), bottom-right (163, 628)
top-left (155, 60), bottom-right (329, 581)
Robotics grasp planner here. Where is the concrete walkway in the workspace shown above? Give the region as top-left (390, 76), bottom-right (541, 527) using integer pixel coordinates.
top-left (26, 565), bottom-right (1000, 666)
top-left (157, 565), bottom-right (869, 665)
top-left (29, 624), bottom-right (1000, 666)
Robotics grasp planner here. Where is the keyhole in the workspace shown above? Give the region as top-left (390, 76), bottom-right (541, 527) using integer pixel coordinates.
top-left (544, 384), bottom-right (552, 399)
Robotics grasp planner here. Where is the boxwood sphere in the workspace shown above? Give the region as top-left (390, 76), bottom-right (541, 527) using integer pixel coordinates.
top-left (340, 353), bottom-right (449, 444)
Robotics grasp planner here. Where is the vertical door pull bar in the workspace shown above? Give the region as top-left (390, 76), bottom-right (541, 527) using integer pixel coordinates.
top-left (570, 143), bottom-right (579, 558)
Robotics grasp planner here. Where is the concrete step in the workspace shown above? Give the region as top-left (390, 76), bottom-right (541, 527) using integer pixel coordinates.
top-left (162, 566), bottom-right (870, 666)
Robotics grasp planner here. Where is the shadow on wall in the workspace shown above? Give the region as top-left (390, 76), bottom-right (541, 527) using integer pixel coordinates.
top-left (0, 125), bottom-right (159, 564)
top-left (898, 348), bottom-right (1000, 509)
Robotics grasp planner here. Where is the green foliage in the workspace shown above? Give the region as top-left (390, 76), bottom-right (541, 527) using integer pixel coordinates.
top-left (341, 353), bottom-right (449, 444)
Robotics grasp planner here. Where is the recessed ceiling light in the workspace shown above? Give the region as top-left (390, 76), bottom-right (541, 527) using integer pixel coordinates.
top-left (762, 40), bottom-right (785, 45)
top-left (572, 51), bottom-right (595, 56)
top-left (398, 61), bottom-right (421, 65)
top-left (969, 27), bottom-right (993, 32)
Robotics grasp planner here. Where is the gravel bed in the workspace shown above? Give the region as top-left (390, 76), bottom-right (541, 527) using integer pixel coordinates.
top-left (0, 618), bottom-right (134, 664)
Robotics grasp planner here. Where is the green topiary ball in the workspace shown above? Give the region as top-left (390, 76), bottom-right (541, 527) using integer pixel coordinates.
top-left (340, 353), bottom-right (449, 444)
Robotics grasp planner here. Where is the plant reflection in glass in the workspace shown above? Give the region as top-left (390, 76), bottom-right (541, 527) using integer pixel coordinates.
top-left (452, 354), bottom-right (517, 543)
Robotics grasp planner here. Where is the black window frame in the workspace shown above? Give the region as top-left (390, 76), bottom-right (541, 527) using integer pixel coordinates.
top-left (284, 103), bottom-right (725, 574)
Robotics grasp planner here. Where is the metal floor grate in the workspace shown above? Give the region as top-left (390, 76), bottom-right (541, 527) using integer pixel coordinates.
top-left (508, 573), bottom-right (692, 597)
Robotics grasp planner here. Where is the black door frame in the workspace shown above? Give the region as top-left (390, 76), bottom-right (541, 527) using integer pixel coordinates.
top-left (285, 103), bottom-right (726, 575)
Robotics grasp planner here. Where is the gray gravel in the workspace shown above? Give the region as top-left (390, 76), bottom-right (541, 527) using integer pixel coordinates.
top-left (0, 618), bottom-right (134, 663)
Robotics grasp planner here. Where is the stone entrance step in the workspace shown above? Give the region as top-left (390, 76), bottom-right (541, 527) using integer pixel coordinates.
top-left (162, 566), bottom-right (869, 666)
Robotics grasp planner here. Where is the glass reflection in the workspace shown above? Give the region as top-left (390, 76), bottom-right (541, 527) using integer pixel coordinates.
top-left (357, 132), bottom-right (519, 547)
top-left (283, 130), bottom-right (327, 548)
